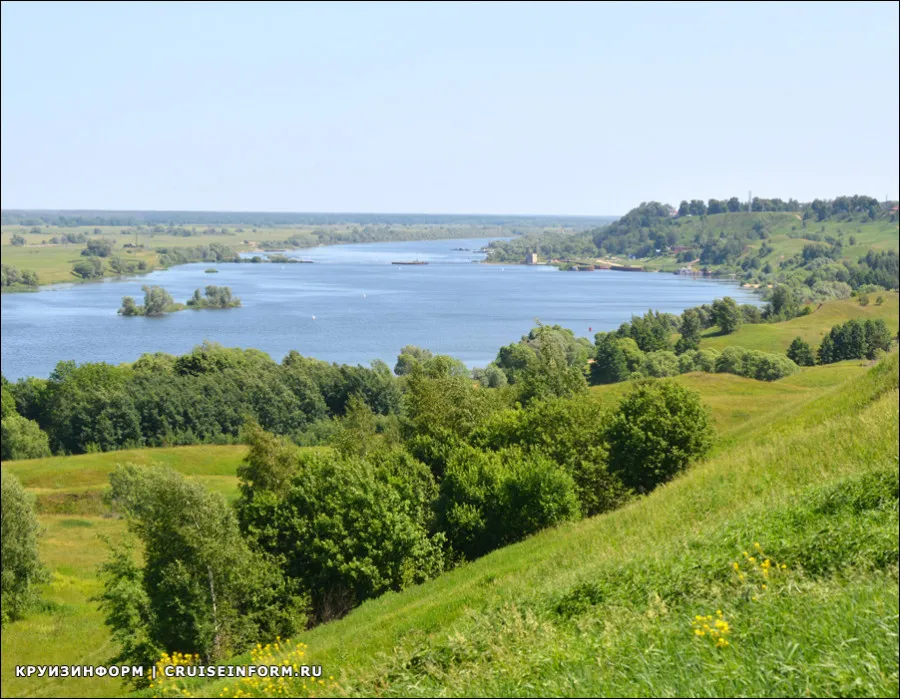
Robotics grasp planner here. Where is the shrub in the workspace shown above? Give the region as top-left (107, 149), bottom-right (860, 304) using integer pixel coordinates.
top-left (639, 350), bottom-right (680, 378)
top-left (787, 337), bottom-right (816, 366)
top-left (0, 415), bottom-right (52, 460)
top-left (1, 470), bottom-right (47, 625)
top-left (605, 379), bottom-right (712, 494)
top-left (438, 446), bottom-right (580, 560)
top-left (237, 448), bottom-right (445, 623)
top-left (471, 395), bottom-right (627, 517)
top-left (98, 465), bottom-right (303, 673)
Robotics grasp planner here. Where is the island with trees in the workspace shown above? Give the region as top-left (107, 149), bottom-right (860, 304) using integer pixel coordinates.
top-left (118, 284), bottom-right (241, 316)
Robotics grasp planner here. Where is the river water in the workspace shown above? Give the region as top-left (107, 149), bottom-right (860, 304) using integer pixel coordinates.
top-left (0, 237), bottom-right (758, 379)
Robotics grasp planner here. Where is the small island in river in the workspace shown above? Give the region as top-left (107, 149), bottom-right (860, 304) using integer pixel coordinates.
top-left (119, 285), bottom-right (241, 317)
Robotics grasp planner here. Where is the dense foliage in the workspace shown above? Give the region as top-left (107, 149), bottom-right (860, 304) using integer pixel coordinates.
top-left (98, 464), bottom-right (303, 679)
top-left (1, 264), bottom-right (39, 289)
top-left (817, 319), bottom-right (893, 364)
top-left (0, 470), bottom-right (47, 625)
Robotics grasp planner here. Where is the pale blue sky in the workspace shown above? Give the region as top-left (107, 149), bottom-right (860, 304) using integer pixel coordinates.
top-left (1, 1), bottom-right (897, 214)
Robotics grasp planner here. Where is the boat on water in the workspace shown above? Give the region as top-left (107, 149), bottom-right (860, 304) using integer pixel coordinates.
top-left (391, 260), bottom-right (429, 265)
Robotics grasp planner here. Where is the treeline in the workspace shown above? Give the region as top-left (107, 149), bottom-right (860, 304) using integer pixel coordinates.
top-left (1, 264), bottom-right (39, 289)
top-left (787, 318), bottom-right (894, 367)
top-left (1, 209), bottom-right (616, 229)
top-left (154, 243), bottom-right (238, 267)
top-left (486, 197), bottom-right (899, 295)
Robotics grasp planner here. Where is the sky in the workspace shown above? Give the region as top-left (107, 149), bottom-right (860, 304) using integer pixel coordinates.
top-left (1, 1), bottom-right (898, 215)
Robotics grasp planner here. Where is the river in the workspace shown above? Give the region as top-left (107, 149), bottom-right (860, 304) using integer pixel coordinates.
top-left (0, 237), bottom-right (759, 379)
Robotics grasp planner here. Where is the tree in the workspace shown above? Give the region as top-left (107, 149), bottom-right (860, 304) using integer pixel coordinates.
top-left (605, 379), bottom-right (712, 494)
top-left (674, 308), bottom-right (702, 354)
top-left (98, 464), bottom-right (302, 672)
top-left (394, 345), bottom-right (434, 376)
top-left (591, 334), bottom-right (630, 384)
top-left (712, 297), bottom-right (743, 334)
top-left (787, 337), bottom-right (815, 367)
top-left (72, 257), bottom-right (105, 279)
top-left (10, 233), bottom-right (26, 246)
top-left (0, 415), bottom-right (52, 460)
top-left (119, 296), bottom-right (139, 316)
top-left (237, 449), bottom-right (445, 623)
top-left (82, 238), bottom-right (114, 257)
top-left (438, 445), bottom-right (579, 560)
top-left (516, 324), bottom-right (588, 403)
top-left (141, 285), bottom-right (174, 316)
top-left (1, 470), bottom-right (47, 625)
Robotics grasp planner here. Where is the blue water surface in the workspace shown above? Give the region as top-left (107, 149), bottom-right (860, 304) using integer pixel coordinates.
top-left (0, 237), bottom-right (758, 379)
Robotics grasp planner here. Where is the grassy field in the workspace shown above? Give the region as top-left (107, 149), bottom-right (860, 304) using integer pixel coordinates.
top-left (179, 351), bottom-right (898, 698)
top-left (1, 222), bottom-right (521, 287)
top-left (699, 292), bottom-right (900, 354)
top-left (2, 355), bottom-right (895, 697)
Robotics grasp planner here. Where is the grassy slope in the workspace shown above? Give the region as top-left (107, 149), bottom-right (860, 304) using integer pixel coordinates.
top-left (700, 292), bottom-right (899, 354)
top-left (637, 211), bottom-right (898, 273)
top-left (179, 353), bottom-right (898, 698)
top-left (1, 363), bottom-right (896, 697)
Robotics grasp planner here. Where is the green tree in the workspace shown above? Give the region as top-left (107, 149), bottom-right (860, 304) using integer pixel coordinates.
top-left (394, 345), bottom-right (434, 376)
top-left (712, 297), bottom-right (743, 334)
top-left (591, 334), bottom-right (630, 384)
top-left (516, 324), bottom-right (588, 403)
top-left (237, 449), bottom-right (445, 623)
top-left (438, 445), bottom-right (579, 560)
top-left (10, 233), bottom-right (26, 246)
top-left (787, 337), bottom-right (816, 366)
top-left (674, 308), bottom-right (702, 354)
top-left (118, 296), bottom-right (139, 316)
top-left (1, 470), bottom-right (47, 625)
top-left (605, 379), bottom-right (712, 494)
top-left (0, 415), bottom-right (52, 460)
top-left (98, 464), bottom-right (303, 672)
top-left (141, 285), bottom-right (174, 316)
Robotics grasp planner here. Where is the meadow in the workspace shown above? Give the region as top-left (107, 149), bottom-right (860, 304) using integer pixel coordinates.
top-left (699, 293), bottom-right (899, 354)
top-left (1, 220), bottom-right (544, 287)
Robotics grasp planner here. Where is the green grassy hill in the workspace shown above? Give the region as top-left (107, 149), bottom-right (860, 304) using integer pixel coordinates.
top-left (173, 354), bottom-right (900, 697)
top-left (699, 293), bottom-right (899, 354)
top-left (1, 342), bottom-right (897, 698)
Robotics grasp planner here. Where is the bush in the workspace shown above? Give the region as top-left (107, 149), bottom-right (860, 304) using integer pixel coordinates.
top-left (1, 470), bottom-right (47, 625)
top-left (638, 350), bottom-right (680, 378)
top-left (787, 337), bottom-right (816, 366)
top-left (0, 415), bottom-right (52, 460)
top-left (237, 448), bottom-right (445, 623)
top-left (470, 395), bottom-right (627, 517)
top-left (98, 464), bottom-right (302, 672)
top-left (715, 346), bottom-right (799, 380)
top-left (438, 446), bottom-right (580, 560)
top-left (605, 379), bottom-right (712, 494)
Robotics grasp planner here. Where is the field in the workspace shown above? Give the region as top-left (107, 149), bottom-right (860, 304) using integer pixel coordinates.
top-left (2, 353), bottom-right (896, 697)
top-left (699, 292), bottom-right (900, 354)
top-left (2, 221), bottom-right (556, 287)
